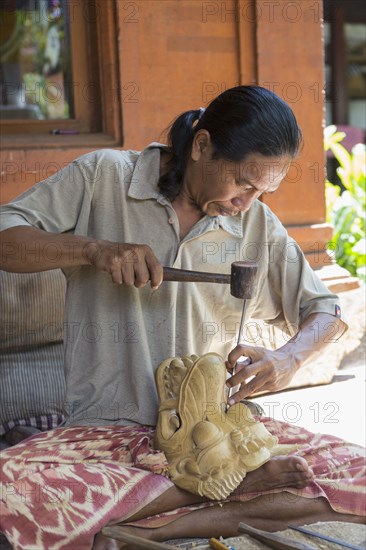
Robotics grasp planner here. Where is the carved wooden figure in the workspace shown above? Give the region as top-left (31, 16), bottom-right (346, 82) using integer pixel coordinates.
top-left (154, 353), bottom-right (278, 500)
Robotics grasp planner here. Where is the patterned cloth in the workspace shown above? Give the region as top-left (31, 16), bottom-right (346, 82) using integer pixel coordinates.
top-left (0, 419), bottom-right (365, 549)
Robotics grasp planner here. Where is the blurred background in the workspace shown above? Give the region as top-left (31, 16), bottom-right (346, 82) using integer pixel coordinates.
top-left (2, 0), bottom-right (364, 279)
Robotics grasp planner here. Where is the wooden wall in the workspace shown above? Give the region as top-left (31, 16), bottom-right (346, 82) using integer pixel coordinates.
top-left (1, 0), bottom-right (331, 265)
top-left (118, 0), bottom-right (247, 147)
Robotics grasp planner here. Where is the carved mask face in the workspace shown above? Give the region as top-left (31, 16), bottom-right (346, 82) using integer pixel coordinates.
top-left (155, 353), bottom-right (278, 500)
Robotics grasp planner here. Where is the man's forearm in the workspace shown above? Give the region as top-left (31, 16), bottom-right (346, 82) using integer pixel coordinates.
top-left (226, 311), bottom-right (348, 400)
top-left (0, 226), bottom-right (164, 288)
top-left (279, 312), bottom-right (347, 371)
top-left (0, 226), bottom-right (97, 273)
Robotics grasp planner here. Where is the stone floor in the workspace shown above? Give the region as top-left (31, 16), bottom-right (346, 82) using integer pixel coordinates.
top-left (253, 332), bottom-right (366, 447)
top-left (248, 285), bottom-right (366, 448)
top-left (192, 522), bottom-right (366, 550)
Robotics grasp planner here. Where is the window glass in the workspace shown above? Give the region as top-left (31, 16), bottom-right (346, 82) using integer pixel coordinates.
top-left (0, 0), bottom-right (72, 120)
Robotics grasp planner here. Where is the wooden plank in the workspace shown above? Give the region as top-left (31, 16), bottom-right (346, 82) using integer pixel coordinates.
top-left (304, 250), bottom-right (334, 268)
top-left (256, 0), bottom-right (326, 225)
top-left (287, 224), bottom-right (333, 251)
top-left (95, 0), bottom-right (122, 141)
top-left (102, 527), bottom-right (180, 549)
top-left (323, 277), bottom-right (360, 293)
top-left (330, 4), bottom-right (348, 124)
top-left (118, 0), bottom-right (240, 149)
top-left (237, 0), bottom-right (257, 84)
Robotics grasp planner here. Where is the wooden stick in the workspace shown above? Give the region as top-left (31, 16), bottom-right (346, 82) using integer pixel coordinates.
top-left (238, 522), bottom-right (317, 550)
top-left (163, 267), bottom-right (230, 284)
top-left (101, 526), bottom-right (181, 549)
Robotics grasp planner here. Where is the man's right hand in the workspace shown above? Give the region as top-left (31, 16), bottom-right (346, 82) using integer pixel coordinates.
top-left (0, 227), bottom-right (163, 289)
top-left (86, 241), bottom-right (163, 289)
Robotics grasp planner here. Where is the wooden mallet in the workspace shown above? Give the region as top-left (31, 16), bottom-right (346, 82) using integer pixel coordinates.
top-left (163, 261), bottom-right (259, 343)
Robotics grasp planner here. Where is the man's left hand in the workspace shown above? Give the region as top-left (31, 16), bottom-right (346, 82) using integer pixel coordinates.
top-left (226, 345), bottom-right (297, 403)
top-left (226, 313), bottom-right (347, 404)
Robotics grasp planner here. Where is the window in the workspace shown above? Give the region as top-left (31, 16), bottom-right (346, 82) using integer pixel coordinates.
top-left (323, 0), bottom-right (366, 132)
top-left (0, 0), bottom-right (121, 148)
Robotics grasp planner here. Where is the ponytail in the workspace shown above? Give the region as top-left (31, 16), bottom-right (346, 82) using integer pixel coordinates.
top-left (158, 109), bottom-right (204, 201)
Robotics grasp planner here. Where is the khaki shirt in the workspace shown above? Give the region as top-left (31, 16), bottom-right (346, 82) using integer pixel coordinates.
top-left (0, 144), bottom-right (342, 426)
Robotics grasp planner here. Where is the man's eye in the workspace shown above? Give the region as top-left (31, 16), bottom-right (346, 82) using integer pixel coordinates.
top-left (236, 181), bottom-right (253, 191)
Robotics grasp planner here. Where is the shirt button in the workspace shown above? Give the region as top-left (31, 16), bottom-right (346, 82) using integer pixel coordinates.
top-left (168, 217), bottom-right (174, 224)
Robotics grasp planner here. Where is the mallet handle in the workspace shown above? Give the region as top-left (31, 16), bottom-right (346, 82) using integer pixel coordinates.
top-left (163, 267), bottom-right (230, 284)
top-left (163, 262), bottom-right (258, 300)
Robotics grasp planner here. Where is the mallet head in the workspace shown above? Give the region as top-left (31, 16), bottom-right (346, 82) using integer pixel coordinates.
top-left (230, 261), bottom-right (258, 299)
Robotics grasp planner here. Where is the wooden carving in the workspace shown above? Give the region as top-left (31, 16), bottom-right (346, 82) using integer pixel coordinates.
top-left (154, 353), bottom-right (278, 500)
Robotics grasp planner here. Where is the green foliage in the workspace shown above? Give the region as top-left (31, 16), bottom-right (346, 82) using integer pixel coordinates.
top-left (325, 125), bottom-right (366, 282)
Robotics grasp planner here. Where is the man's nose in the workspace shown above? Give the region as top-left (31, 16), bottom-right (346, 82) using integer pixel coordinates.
top-left (231, 194), bottom-right (257, 211)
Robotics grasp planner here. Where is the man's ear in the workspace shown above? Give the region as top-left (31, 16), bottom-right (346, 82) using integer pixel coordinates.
top-left (191, 130), bottom-right (211, 161)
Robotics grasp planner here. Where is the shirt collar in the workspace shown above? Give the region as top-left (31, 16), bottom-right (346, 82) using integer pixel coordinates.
top-left (127, 142), bottom-right (244, 238)
top-left (128, 142), bottom-right (165, 201)
top-left (217, 213), bottom-right (244, 237)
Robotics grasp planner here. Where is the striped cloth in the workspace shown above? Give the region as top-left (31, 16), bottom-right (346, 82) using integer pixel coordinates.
top-left (0, 270), bottom-right (66, 432)
top-left (0, 414), bottom-right (64, 437)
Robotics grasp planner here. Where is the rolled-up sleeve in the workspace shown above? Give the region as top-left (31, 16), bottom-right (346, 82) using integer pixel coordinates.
top-left (263, 209), bottom-right (345, 334)
top-left (0, 153), bottom-right (99, 234)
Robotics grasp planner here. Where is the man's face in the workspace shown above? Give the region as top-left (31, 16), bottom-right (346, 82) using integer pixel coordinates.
top-left (184, 135), bottom-right (291, 217)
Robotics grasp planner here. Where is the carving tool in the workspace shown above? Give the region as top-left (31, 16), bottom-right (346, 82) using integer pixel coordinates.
top-left (209, 537), bottom-right (236, 550)
top-left (164, 262), bottom-right (259, 403)
top-left (238, 522), bottom-right (317, 550)
top-left (102, 526), bottom-right (180, 549)
top-left (288, 524), bottom-right (365, 550)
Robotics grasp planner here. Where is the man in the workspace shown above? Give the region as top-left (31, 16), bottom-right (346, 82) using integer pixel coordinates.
top-left (1, 87), bottom-right (362, 549)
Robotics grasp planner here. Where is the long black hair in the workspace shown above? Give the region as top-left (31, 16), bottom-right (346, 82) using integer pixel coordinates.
top-left (158, 85), bottom-right (302, 201)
